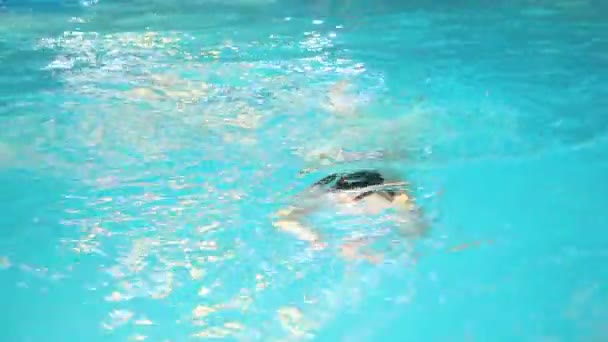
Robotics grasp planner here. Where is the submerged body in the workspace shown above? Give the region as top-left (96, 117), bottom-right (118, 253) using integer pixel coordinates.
top-left (273, 169), bottom-right (427, 259)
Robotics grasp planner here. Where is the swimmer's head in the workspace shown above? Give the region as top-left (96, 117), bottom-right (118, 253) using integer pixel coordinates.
top-left (312, 170), bottom-right (385, 192)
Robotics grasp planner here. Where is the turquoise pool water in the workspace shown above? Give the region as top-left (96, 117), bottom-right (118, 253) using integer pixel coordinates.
top-left (2, 0), bottom-right (608, 340)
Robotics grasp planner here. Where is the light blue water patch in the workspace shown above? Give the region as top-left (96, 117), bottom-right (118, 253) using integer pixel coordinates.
top-left (1, 0), bottom-right (608, 341)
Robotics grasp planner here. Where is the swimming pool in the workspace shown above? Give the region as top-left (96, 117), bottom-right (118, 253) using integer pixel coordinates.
top-left (1, 0), bottom-right (608, 340)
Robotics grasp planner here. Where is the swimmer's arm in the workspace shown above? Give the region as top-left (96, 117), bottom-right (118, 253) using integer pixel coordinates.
top-left (272, 204), bottom-right (324, 246)
top-left (390, 192), bottom-right (429, 238)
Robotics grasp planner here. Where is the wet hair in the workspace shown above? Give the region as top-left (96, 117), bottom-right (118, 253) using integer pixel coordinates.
top-left (312, 170), bottom-right (396, 201)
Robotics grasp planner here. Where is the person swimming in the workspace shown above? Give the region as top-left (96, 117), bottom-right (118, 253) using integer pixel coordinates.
top-left (272, 169), bottom-right (428, 259)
